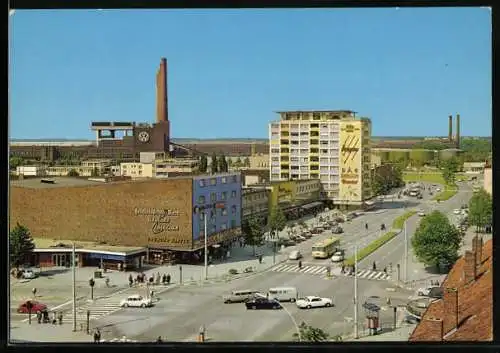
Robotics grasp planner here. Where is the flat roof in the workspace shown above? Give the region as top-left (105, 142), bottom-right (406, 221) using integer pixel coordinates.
top-left (33, 238), bottom-right (145, 254)
top-left (10, 177), bottom-right (109, 189)
top-left (275, 110), bottom-right (356, 114)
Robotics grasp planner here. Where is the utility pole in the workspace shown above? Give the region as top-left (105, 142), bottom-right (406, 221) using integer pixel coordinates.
top-left (354, 244), bottom-right (359, 339)
top-left (72, 242), bottom-right (77, 332)
top-left (204, 211), bottom-right (208, 280)
top-left (404, 220), bottom-right (408, 283)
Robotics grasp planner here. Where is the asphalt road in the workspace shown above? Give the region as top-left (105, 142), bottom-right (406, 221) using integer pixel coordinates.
top-left (94, 270), bottom-right (413, 342)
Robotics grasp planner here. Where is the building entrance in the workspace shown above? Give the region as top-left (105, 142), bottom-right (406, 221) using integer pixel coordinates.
top-left (52, 254), bottom-right (70, 267)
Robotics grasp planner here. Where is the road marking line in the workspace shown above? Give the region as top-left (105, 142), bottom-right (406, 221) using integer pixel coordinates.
top-left (366, 272), bottom-right (378, 279)
top-left (302, 267), bottom-right (318, 274)
top-left (357, 270), bottom-right (369, 277)
top-left (373, 272), bottom-right (385, 280)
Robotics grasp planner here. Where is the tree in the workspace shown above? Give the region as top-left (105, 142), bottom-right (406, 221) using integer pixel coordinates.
top-left (227, 158), bottom-right (233, 169)
top-left (412, 210), bottom-right (462, 271)
top-left (371, 163), bottom-right (403, 196)
top-left (218, 155), bottom-right (228, 173)
top-left (468, 189), bottom-right (492, 233)
top-left (9, 223), bottom-right (35, 269)
top-left (210, 153), bottom-right (218, 174)
top-left (293, 322), bottom-right (330, 342)
top-left (241, 217), bottom-right (265, 255)
top-left (67, 169), bottom-right (79, 177)
top-left (243, 157), bottom-right (251, 168)
top-left (199, 155), bottom-right (208, 173)
top-left (233, 157), bottom-right (242, 169)
top-left (267, 206), bottom-right (287, 239)
top-left (9, 156), bottom-right (24, 170)
top-left (441, 157), bottom-right (460, 185)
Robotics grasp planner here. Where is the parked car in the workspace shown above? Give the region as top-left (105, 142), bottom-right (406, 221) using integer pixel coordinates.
top-left (301, 231), bottom-right (313, 239)
top-left (295, 235), bottom-right (307, 241)
top-left (245, 297), bottom-right (282, 310)
top-left (17, 300), bottom-right (47, 314)
top-left (20, 269), bottom-right (37, 279)
top-left (418, 210), bottom-right (426, 217)
top-left (417, 194), bottom-right (423, 199)
top-left (332, 225), bottom-right (343, 234)
top-left (278, 238), bottom-right (296, 247)
top-left (288, 250), bottom-right (302, 260)
top-left (120, 295), bottom-right (153, 308)
top-left (417, 286), bottom-right (441, 297)
top-left (453, 209), bottom-right (461, 215)
top-left (331, 251), bottom-right (344, 262)
top-left (296, 296), bottom-right (333, 309)
top-left (223, 289), bottom-right (261, 304)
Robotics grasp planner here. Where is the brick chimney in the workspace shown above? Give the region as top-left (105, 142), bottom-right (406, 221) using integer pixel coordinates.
top-left (424, 317), bottom-right (444, 341)
top-left (448, 115), bottom-right (453, 142)
top-left (463, 250), bottom-right (477, 283)
top-left (443, 288), bottom-right (459, 335)
top-left (471, 235), bottom-right (483, 268)
top-left (456, 114), bottom-right (461, 148)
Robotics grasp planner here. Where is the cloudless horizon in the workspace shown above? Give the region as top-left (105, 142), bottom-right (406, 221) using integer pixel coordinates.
top-left (9, 8), bottom-right (491, 139)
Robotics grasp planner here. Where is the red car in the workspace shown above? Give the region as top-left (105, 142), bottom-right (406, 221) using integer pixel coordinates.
top-left (17, 300), bottom-right (47, 314)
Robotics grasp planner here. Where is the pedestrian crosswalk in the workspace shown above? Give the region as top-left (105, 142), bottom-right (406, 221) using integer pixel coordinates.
top-left (271, 263), bottom-right (328, 276)
top-left (343, 269), bottom-right (392, 281)
top-left (270, 263), bottom-right (392, 282)
top-left (73, 298), bottom-right (123, 324)
top-left (101, 336), bottom-right (138, 343)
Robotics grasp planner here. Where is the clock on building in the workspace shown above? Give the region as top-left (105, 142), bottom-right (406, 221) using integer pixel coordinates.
top-left (137, 131), bottom-right (150, 143)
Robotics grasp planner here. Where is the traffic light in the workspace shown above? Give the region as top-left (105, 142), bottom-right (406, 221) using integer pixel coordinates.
top-left (89, 279), bottom-right (95, 287)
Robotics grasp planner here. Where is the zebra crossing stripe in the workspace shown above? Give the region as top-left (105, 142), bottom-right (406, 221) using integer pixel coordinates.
top-left (357, 270), bottom-right (369, 277)
top-left (366, 272), bottom-right (378, 279)
top-left (302, 267), bottom-right (318, 274)
top-left (373, 272), bottom-right (385, 280)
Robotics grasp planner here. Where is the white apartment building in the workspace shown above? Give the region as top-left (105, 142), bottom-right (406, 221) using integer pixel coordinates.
top-left (269, 110), bottom-right (372, 205)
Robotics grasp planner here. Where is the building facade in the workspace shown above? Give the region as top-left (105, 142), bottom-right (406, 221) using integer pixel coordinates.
top-left (120, 162), bottom-right (154, 178)
top-left (242, 187), bottom-right (270, 222)
top-left (191, 173), bottom-right (242, 251)
top-left (269, 110), bottom-right (371, 206)
top-left (484, 165), bottom-right (492, 195)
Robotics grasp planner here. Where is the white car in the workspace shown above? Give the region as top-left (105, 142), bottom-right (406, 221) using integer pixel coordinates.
top-left (418, 211), bottom-right (425, 217)
top-left (453, 209), bottom-right (461, 215)
top-left (296, 296), bottom-right (333, 309)
top-left (417, 286), bottom-right (439, 297)
top-left (288, 250), bottom-right (302, 260)
top-left (436, 188), bottom-right (441, 192)
top-left (331, 251), bottom-right (344, 262)
top-left (21, 269), bottom-right (37, 279)
top-left (120, 295), bottom-right (153, 308)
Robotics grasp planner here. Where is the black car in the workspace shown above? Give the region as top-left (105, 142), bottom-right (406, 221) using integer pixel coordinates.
top-left (245, 297), bottom-right (282, 310)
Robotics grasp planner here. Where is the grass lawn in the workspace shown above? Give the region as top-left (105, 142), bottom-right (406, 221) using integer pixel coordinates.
top-left (402, 172), bottom-right (445, 184)
top-left (344, 231), bottom-right (398, 266)
top-left (432, 184), bottom-right (458, 201)
top-left (392, 211), bottom-right (418, 229)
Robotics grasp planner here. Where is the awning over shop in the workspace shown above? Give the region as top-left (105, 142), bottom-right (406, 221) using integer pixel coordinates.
top-left (301, 201), bottom-right (324, 210)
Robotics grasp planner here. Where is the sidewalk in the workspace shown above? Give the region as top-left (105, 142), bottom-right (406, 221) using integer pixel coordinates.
top-left (10, 320), bottom-right (93, 343)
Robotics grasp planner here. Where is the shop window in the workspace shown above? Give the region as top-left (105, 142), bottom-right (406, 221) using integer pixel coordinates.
top-left (210, 192), bottom-right (217, 202)
top-left (231, 190), bottom-right (237, 198)
top-left (221, 208), bottom-right (228, 216)
top-left (221, 191), bottom-right (228, 200)
top-left (199, 179), bottom-right (206, 187)
top-left (231, 205), bottom-right (237, 215)
top-left (198, 195), bottom-right (206, 204)
top-left (221, 177), bottom-right (227, 184)
top-left (210, 178), bottom-right (217, 186)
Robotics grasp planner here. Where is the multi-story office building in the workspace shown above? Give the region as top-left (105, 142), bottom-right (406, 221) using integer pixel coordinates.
top-left (269, 110), bottom-right (372, 206)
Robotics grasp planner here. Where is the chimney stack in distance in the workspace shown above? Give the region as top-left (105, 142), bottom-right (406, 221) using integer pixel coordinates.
top-left (156, 58), bottom-right (168, 123)
top-left (448, 115), bottom-right (453, 142)
top-left (424, 317), bottom-right (444, 341)
top-left (456, 114), bottom-right (461, 148)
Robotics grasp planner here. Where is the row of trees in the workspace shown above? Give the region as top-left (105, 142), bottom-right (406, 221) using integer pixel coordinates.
top-left (10, 223), bottom-right (35, 270)
top-left (371, 163), bottom-right (404, 196)
top-left (468, 189), bottom-right (492, 232)
top-left (198, 154), bottom-right (251, 173)
top-left (441, 156), bottom-right (461, 185)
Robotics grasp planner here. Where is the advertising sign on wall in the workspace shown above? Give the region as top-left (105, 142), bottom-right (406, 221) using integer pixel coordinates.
top-left (339, 122), bottom-right (362, 202)
top-left (134, 207), bottom-right (191, 247)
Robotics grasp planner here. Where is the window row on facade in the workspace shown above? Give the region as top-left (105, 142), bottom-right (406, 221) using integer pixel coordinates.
top-left (197, 190), bottom-right (238, 204)
top-left (198, 175), bottom-right (238, 187)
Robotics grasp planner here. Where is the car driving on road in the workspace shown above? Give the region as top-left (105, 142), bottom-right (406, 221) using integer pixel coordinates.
top-left (330, 251), bottom-right (344, 262)
top-left (20, 269), bottom-right (38, 279)
top-left (120, 295), bottom-right (153, 308)
top-left (288, 250), bottom-right (302, 260)
top-left (296, 296), bottom-right (333, 309)
top-left (223, 290), bottom-right (261, 304)
top-left (17, 300), bottom-right (47, 314)
top-left (245, 297), bottom-right (282, 310)
top-left (417, 286), bottom-right (442, 298)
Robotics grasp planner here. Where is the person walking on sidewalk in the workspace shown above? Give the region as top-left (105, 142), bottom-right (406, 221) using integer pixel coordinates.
top-left (94, 329), bottom-right (101, 343)
top-left (372, 261), bottom-right (377, 271)
top-left (128, 274), bottom-right (133, 287)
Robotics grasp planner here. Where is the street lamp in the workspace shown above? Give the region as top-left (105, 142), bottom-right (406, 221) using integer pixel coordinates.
top-left (193, 206), bottom-right (209, 281)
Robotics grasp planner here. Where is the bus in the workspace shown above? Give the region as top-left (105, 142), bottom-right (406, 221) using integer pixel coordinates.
top-left (312, 237), bottom-right (340, 259)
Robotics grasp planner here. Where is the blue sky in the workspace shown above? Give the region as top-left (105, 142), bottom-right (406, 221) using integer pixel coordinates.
top-left (9, 8), bottom-right (491, 139)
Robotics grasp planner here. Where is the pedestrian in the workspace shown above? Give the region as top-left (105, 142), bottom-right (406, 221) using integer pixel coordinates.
top-left (166, 273), bottom-right (171, 285)
top-left (95, 329), bottom-right (101, 343)
top-left (162, 274), bottom-right (167, 284)
top-left (372, 261), bottom-right (377, 271)
top-left (58, 312), bottom-right (63, 325)
top-left (258, 255), bottom-right (263, 264)
top-left (383, 267), bottom-right (387, 274)
top-left (341, 265), bottom-right (345, 274)
top-left (37, 311), bottom-right (42, 324)
top-left (105, 278), bottom-right (110, 287)
top-left (298, 260), bottom-right (302, 269)
top-left (157, 336), bottom-right (163, 343)
top-left (149, 276), bottom-right (154, 285)
top-left (150, 289), bottom-right (155, 299)
top-left (128, 274), bottom-right (133, 287)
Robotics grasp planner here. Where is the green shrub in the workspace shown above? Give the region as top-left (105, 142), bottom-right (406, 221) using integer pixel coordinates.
top-left (344, 231), bottom-right (397, 266)
top-left (392, 211), bottom-right (417, 230)
top-left (432, 184), bottom-right (458, 201)
top-left (228, 268), bottom-right (238, 275)
top-left (403, 172), bottom-right (445, 184)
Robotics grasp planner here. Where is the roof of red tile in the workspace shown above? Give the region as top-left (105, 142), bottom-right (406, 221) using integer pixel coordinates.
top-left (409, 239), bottom-right (492, 342)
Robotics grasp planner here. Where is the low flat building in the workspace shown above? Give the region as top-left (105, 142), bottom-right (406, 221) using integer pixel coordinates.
top-left (45, 166), bottom-right (95, 177)
top-left (120, 162), bottom-right (154, 178)
top-left (409, 236), bottom-right (492, 341)
top-left (154, 158), bottom-right (199, 178)
top-left (463, 162), bottom-right (485, 174)
top-left (15, 166), bottom-right (46, 177)
top-left (483, 164), bottom-right (492, 195)
top-left (242, 187), bottom-right (270, 223)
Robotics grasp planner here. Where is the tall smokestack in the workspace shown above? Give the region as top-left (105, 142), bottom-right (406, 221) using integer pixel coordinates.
top-left (156, 58), bottom-right (168, 123)
top-left (456, 114), bottom-right (460, 148)
top-left (448, 115), bottom-right (453, 142)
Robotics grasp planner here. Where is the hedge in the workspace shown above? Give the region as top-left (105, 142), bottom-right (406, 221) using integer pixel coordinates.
top-left (344, 231), bottom-right (398, 266)
top-left (402, 172), bottom-right (445, 184)
top-left (392, 211), bottom-right (417, 230)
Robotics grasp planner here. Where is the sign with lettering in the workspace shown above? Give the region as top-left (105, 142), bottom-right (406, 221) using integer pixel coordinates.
top-left (193, 227), bottom-right (242, 249)
top-left (134, 207), bottom-right (186, 246)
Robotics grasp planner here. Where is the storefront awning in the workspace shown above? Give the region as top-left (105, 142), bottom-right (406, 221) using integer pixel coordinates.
top-left (301, 201), bottom-right (324, 210)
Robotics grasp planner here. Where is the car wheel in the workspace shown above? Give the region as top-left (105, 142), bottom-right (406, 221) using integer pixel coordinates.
top-left (123, 303), bottom-right (128, 307)
top-left (252, 305), bottom-right (257, 310)
top-left (225, 300), bottom-right (231, 304)
top-left (290, 298), bottom-right (296, 303)
top-left (325, 303), bottom-right (331, 307)
top-left (307, 305), bottom-right (312, 309)
top-left (141, 304), bottom-right (146, 308)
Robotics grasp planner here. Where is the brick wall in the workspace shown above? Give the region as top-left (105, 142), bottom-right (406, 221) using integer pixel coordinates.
top-left (10, 179), bottom-right (194, 248)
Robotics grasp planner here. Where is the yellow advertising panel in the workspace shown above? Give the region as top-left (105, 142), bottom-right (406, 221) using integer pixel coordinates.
top-left (339, 121), bottom-right (363, 202)
top-left (269, 181), bottom-right (295, 210)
